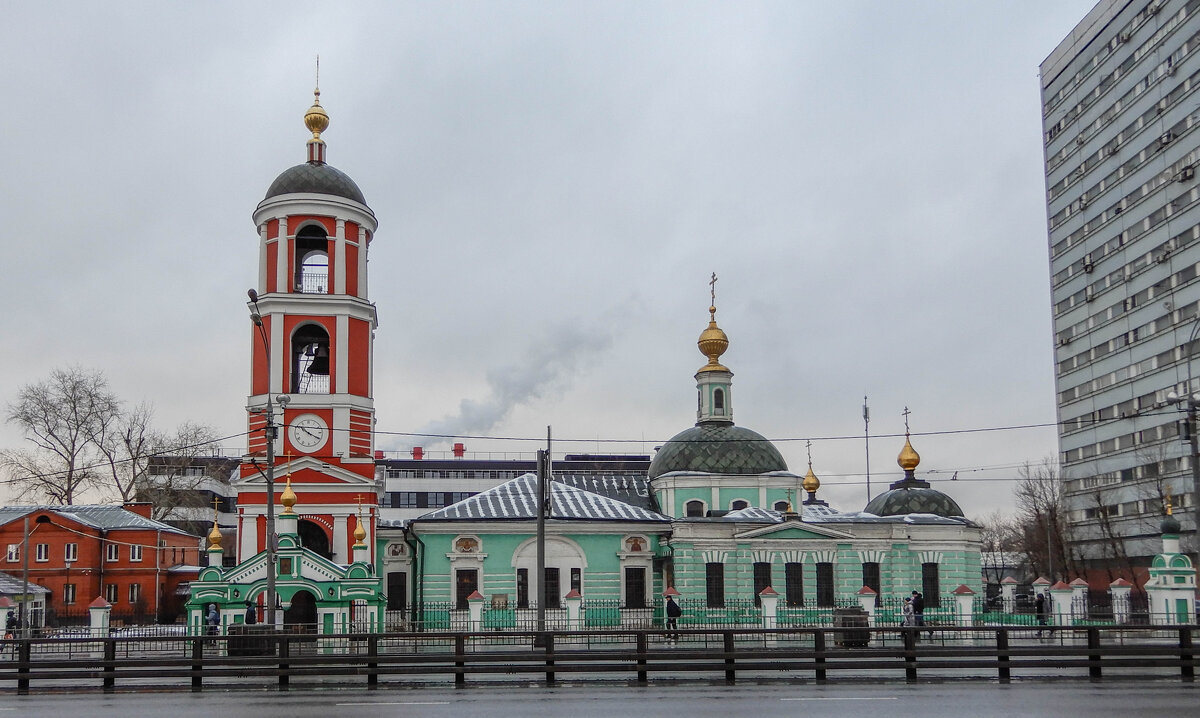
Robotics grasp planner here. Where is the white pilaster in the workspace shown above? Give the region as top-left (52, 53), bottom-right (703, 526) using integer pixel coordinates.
top-left (333, 514), bottom-right (348, 563)
top-left (336, 314), bottom-right (349, 395)
top-left (334, 219), bottom-right (347, 295)
top-left (275, 216), bottom-right (289, 294)
top-left (357, 226), bottom-right (368, 299)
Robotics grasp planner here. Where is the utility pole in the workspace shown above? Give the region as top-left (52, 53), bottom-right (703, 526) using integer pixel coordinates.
top-left (20, 516), bottom-right (30, 637)
top-left (535, 448), bottom-right (546, 635)
top-left (863, 396), bottom-right (871, 502)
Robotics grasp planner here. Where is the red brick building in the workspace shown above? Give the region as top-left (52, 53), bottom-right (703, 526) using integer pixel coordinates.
top-left (0, 503), bottom-right (201, 624)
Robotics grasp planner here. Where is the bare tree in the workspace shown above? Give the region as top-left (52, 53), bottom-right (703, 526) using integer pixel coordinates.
top-left (2, 366), bottom-right (119, 504)
top-left (93, 401), bottom-right (156, 503)
top-left (977, 510), bottom-right (1026, 585)
top-left (134, 423), bottom-right (229, 522)
top-left (1014, 458), bottom-right (1083, 582)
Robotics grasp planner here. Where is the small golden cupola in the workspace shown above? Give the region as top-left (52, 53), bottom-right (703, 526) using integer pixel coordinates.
top-left (280, 472), bottom-right (298, 515)
top-left (695, 273), bottom-right (735, 425)
top-left (863, 407), bottom-right (966, 518)
top-left (207, 514), bottom-right (223, 552)
top-left (801, 440), bottom-right (828, 507)
top-left (353, 498), bottom-right (368, 549)
top-left (897, 435), bottom-right (920, 473)
top-left (305, 59), bottom-right (330, 163)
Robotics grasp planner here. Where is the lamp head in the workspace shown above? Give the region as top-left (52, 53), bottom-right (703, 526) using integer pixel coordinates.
top-left (250, 312), bottom-right (264, 327)
top-left (247, 288), bottom-right (259, 303)
top-left (276, 394), bottom-right (291, 408)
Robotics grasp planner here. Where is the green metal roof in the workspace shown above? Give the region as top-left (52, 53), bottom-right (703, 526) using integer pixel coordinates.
top-left (648, 423), bottom-right (788, 478)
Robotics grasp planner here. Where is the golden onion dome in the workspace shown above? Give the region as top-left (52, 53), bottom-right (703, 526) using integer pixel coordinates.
top-left (304, 88), bottom-right (330, 139)
top-left (897, 435), bottom-right (921, 471)
top-left (353, 519), bottom-right (367, 546)
top-left (697, 306), bottom-right (730, 372)
top-left (280, 474), bottom-right (298, 514)
top-left (802, 464), bottom-right (820, 493)
top-left (207, 522), bottom-right (222, 551)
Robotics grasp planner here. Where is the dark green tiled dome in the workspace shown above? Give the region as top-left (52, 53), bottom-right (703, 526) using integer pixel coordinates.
top-left (864, 486), bottom-right (964, 518)
top-left (265, 162), bottom-right (367, 205)
top-left (649, 423), bottom-right (788, 478)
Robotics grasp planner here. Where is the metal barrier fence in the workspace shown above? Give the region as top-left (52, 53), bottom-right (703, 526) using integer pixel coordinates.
top-left (1, 624), bottom-right (1195, 693)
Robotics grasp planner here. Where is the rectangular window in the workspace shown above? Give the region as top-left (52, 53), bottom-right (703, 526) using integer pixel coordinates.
top-left (921, 563), bottom-right (940, 607)
top-left (705, 563), bottom-right (725, 608)
top-left (816, 562), bottom-right (835, 607)
top-left (624, 566), bottom-right (646, 608)
top-left (5, 544), bottom-right (18, 562)
top-left (784, 562), bottom-right (804, 606)
top-left (753, 562), bottom-right (772, 607)
top-left (64, 583), bottom-right (76, 605)
top-left (516, 568), bottom-right (529, 609)
top-left (544, 568), bottom-right (561, 609)
top-left (130, 545), bottom-right (143, 562)
top-left (454, 569), bottom-right (478, 610)
top-left (570, 567), bottom-right (582, 593)
top-left (36, 543), bottom-right (48, 562)
top-left (396, 492), bottom-right (419, 508)
top-left (64, 543), bottom-right (78, 563)
top-left (862, 562), bottom-right (881, 600)
top-left (106, 544), bottom-right (119, 562)
top-left (105, 583), bottom-right (118, 603)
top-left (129, 583), bottom-right (141, 605)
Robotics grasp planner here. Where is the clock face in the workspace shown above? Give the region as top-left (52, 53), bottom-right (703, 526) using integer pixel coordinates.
top-left (289, 413), bottom-right (328, 452)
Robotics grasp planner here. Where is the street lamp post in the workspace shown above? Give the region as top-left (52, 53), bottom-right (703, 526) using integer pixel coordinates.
top-left (248, 289), bottom-right (287, 627)
top-left (1167, 318), bottom-right (1200, 560)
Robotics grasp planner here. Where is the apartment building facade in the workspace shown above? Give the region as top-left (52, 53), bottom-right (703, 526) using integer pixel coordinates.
top-left (1043, 0), bottom-right (1200, 585)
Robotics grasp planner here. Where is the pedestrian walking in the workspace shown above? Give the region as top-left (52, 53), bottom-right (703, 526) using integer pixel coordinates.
top-left (4, 610), bottom-right (16, 640)
top-left (911, 590), bottom-right (925, 628)
top-left (901, 597), bottom-right (915, 626)
top-left (1035, 592), bottom-right (1048, 637)
top-left (665, 595), bottom-right (682, 642)
top-left (244, 601), bottom-right (258, 626)
top-left (206, 603), bottom-right (220, 635)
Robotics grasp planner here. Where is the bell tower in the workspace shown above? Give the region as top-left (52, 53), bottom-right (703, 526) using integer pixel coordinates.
top-left (236, 85), bottom-right (380, 566)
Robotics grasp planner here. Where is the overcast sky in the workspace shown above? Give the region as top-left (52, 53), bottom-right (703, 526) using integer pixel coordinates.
top-left (0, 1), bottom-right (1101, 517)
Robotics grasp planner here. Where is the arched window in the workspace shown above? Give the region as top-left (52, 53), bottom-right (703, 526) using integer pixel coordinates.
top-left (294, 225), bottom-right (329, 294)
top-left (713, 388), bottom-right (725, 415)
top-left (685, 500), bottom-right (705, 517)
top-left (773, 501), bottom-right (790, 512)
top-left (291, 324), bottom-right (330, 394)
top-left (731, 499), bottom-right (749, 511)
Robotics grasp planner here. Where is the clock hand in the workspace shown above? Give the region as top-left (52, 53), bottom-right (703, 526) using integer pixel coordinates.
top-left (302, 427), bottom-right (319, 438)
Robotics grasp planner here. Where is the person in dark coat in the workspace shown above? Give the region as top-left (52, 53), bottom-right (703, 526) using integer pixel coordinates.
top-left (665, 595), bottom-right (682, 642)
top-left (1035, 592), bottom-right (1048, 636)
top-left (911, 591), bottom-right (925, 628)
top-left (244, 601), bottom-right (257, 625)
top-left (206, 604), bottom-right (220, 635)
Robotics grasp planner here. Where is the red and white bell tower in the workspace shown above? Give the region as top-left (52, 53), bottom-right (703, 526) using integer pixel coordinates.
top-left (235, 87), bottom-right (380, 566)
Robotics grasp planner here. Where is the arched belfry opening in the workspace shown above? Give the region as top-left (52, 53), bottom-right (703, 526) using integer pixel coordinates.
top-left (291, 324), bottom-right (330, 394)
top-left (297, 519), bottom-right (332, 559)
top-left (294, 225), bottom-right (329, 294)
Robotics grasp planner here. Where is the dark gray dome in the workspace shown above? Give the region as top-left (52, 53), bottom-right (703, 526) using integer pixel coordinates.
top-left (649, 423), bottom-right (787, 479)
top-left (864, 486), bottom-right (964, 518)
top-left (265, 162), bottom-right (366, 205)
top-left (1162, 514), bottom-right (1182, 535)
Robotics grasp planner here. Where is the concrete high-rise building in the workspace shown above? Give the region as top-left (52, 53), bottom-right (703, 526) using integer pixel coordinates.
top-left (1043, 0), bottom-right (1200, 586)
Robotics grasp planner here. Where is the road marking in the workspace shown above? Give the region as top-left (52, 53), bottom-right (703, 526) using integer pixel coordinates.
top-left (781, 697), bottom-right (898, 701)
top-left (336, 702), bottom-right (451, 706)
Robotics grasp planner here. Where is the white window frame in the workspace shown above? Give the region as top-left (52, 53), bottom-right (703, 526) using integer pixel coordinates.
top-left (129, 583), bottom-right (141, 604)
top-left (106, 544), bottom-right (120, 562)
top-left (5, 544), bottom-right (18, 562)
top-left (64, 543), bottom-right (78, 562)
top-left (130, 545), bottom-right (143, 562)
top-left (105, 583), bottom-right (118, 603)
top-left (35, 543), bottom-right (48, 562)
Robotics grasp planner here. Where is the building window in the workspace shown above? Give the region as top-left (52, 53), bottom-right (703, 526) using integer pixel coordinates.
top-left (862, 562), bottom-right (881, 599)
top-left (544, 568), bottom-right (561, 609)
top-left (773, 501), bottom-right (789, 512)
top-left (753, 562), bottom-right (772, 606)
top-left (106, 544), bottom-right (119, 562)
top-left (454, 569), bottom-right (478, 610)
top-left (105, 583), bottom-right (118, 603)
top-left (571, 567), bottom-right (582, 593)
top-left (64, 583), bottom-right (76, 605)
top-left (386, 571), bottom-right (407, 611)
top-left (921, 563), bottom-right (940, 607)
top-left (731, 500), bottom-right (749, 510)
top-left (705, 563), bottom-right (725, 608)
top-left (685, 500), bottom-right (705, 517)
top-left (816, 562), bottom-right (835, 607)
top-left (395, 492), bottom-right (418, 509)
top-left (516, 568), bottom-right (529, 609)
top-left (785, 563), bottom-right (803, 606)
top-left (64, 543), bottom-right (78, 563)
top-left (129, 583), bottom-right (141, 605)
top-left (35, 543), bottom-right (48, 562)
top-left (130, 545), bottom-right (143, 562)
top-left (5, 544), bottom-right (18, 562)
top-left (624, 566), bottom-right (646, 609)
top-left (714, 388), bottom-right (725, 415)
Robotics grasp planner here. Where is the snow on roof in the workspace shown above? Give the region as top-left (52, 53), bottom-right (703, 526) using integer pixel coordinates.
top-left (414, 473), bottom-right (670, 523)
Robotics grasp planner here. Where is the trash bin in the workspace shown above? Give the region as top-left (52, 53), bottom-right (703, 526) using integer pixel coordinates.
top-left (227, 624), bottom-right (276, 656)
top-left (832, 606), bottom-right (870, 647)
